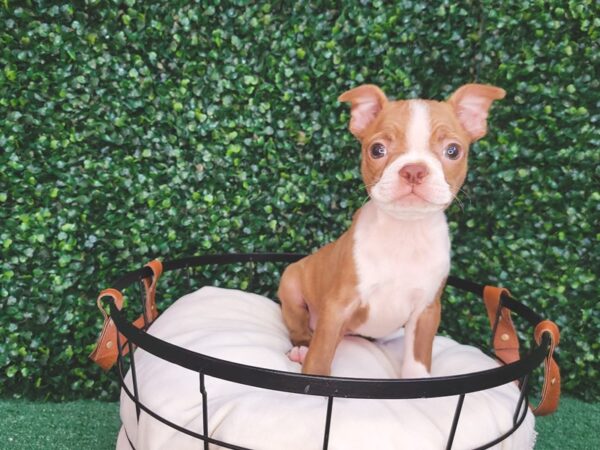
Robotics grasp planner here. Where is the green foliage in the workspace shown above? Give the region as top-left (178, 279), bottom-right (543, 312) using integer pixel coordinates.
top-left (1, 1), bottom-right (598, 401)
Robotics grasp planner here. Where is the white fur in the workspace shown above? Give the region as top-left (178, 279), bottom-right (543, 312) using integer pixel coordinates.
top-left (353, 101), bottom-right (454, 376)
top-left (406, 100), bottom-right (431, 154)
top-left (351, 201), bottom-right (450, 339)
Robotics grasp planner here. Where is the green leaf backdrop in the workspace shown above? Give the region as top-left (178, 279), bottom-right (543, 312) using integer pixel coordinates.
top-left (1, 1), bottom-right (598, 401)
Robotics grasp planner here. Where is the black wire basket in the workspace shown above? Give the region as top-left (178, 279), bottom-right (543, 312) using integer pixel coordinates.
top-left (94, 253), bottom-right (560, 450)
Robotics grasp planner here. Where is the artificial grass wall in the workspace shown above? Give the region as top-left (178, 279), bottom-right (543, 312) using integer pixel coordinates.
top-left (1, 1), bottom-right (598, 401)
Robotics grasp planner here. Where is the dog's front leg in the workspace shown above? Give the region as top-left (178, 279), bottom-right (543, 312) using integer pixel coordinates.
top-left (400, 295), bottom-right (441, 378)
top-left (301, 303), bottom-right (350, 376)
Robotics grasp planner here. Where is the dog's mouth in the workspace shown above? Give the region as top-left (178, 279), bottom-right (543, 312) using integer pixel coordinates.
top-left (393, 188), bottom-right (448, 207)
top-left (368, 171), bottom-right (454, 218)
top-left (399, 190), bottom-right (431, 202)
top-left (370, 186), bottom-right (451, 220)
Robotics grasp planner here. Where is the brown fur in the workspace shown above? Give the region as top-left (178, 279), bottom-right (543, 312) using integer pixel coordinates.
top-left (413, 279), bottom-right (445, 370)
top-left (279, 213), bottom-right (365, 375)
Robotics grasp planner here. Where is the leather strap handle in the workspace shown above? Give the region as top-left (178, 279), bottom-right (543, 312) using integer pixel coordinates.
top-left (141, 259), bottom-right (163, 324)
top-left (90, 259), bottom-right (164, 371)
top-left (483, 286), bottom-right (520, 364)
top-left (89, 288), bottom-right (129, 371)
top-left (483, 286), bottom-right (561, 416)
top-left (532, 320), bottom-right (561, 416)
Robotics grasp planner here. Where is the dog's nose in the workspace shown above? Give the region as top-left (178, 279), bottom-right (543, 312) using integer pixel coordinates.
top-left (399, 163), bottom-right (429, 185)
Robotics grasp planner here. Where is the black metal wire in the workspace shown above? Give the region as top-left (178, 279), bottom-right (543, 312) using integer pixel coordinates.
top-left (490, 301), bottom-right (503, 353)
top-left (127, 340), bottom-right (141, 422)
top-left (472, 389), bottom-right (530, 450)
top-left (107, 253), bottom-right (552, 450)
top-left (112, 254), bottom-right (545, 327)
top-left (138, 279), bottom-right (149, 329)
top-left (200, 372), bottom-right (209, 450)
top-left (123, 425), bottom-right (137, 450)
top-left (117, 364), bottom-right (252, 450)
top-left (109, 299), bottom-right (550, 400)
top-left (514, 374), bottom-right (530, 425)
top-left (446, 393), bottom-right (466, 450)
top-left (322, 396), bottom-right (334, 450)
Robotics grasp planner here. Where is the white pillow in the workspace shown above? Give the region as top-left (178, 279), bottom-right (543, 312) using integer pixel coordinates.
top-left (117, 287), bottom-right (536, 450)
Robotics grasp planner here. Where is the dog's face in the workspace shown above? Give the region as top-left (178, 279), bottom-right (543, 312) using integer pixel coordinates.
top-left (339, 84), bottom-right (505, 219)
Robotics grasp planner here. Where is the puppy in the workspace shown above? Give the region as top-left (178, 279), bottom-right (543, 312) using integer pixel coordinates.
top-left (278, 84), bottom-right (505, 377)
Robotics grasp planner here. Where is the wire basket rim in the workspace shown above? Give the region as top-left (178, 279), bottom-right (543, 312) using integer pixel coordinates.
top-left (106, 252), bottom-right (552, 400)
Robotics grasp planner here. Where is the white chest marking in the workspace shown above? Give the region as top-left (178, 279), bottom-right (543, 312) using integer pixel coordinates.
top-left (352, 201), bottom-right (450, 338)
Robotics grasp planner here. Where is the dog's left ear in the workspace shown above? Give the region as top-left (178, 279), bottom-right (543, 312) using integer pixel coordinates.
top-left (448, 84), bottom-right (506, 142)
top-left (339, 84), bottom-right (388, 139)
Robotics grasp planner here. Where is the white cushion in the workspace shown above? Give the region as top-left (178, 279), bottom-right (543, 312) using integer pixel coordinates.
top-left (117, 287), bottom-right (536, 450)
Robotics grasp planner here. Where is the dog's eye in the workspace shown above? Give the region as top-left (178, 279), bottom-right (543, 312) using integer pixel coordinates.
top-left (370, 143), bottom-right (387, 159)
top-left (444, 143), bottom-right (461, 160)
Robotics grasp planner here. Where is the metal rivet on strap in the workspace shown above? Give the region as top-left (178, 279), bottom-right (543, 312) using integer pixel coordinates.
top-left (500, 333), bottom-right (510, 341)
top-left (106, 341), bottom-right (113, 349)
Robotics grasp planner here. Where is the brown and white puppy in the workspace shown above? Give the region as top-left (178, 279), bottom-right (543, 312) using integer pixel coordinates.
top-left (278, 84), bottom-right (505, 377)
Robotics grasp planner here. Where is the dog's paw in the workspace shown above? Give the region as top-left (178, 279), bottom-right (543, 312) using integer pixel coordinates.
top-left (400, 361), bottom-right (431, 379)
top-left (287, 346), bottom-right (309, 364)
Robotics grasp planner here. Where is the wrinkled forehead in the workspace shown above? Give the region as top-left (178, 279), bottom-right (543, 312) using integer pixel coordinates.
top-left (367, 99), bottom-right (469, 147)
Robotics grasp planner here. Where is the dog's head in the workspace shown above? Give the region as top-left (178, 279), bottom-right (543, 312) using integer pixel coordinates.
top-left (339, 84), bottom-right (505, 219)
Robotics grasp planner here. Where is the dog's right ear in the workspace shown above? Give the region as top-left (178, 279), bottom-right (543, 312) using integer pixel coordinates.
top-left (338, 84), bottom-right (388, 139)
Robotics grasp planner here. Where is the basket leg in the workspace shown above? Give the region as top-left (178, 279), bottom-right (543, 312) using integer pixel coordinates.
top-left (138, 279), bottom-right (149, 328)
top-left (200, 372), bottom-right (209, 450)
top-left (127, 340), bottom-right (141, 421)
top-left (116, 330), bottom-right (142, 422)
top-left (445, 393), bottom-right (465, 450)
top-left (513, 374), bottom-right (530, 425)
top-left (322, 396), bottom-right (334, 450)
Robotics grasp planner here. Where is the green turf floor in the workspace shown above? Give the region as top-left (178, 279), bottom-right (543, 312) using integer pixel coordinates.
top-left (0, 396), bottom-right (597, 449)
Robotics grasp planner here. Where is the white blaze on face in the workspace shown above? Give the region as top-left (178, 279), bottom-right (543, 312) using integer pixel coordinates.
top-left (406, 100), bottom-right (431, 155)
top-left (370, 100), bottom-right (453, 219)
